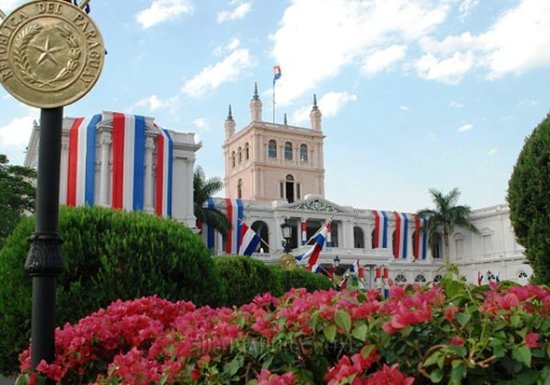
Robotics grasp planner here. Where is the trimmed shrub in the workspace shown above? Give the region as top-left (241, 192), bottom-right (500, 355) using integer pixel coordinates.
top-left (213, 256), bottom-right (282, 306)
top-left (0, 206), bottom-right (221, 375)
top-left (268, 264), bottom-right (332, 294)
top-left (508, 113), bottom-right (550, 284)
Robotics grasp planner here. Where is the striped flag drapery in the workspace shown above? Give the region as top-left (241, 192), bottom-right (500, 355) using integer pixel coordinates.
top-left (225, 198), bottom-right (244, 254)
top-left (154, 124), bottom-right (174, 217)
top-left (393, 212), bottom-right (409, 259)
top-left (66, 114), bottom-right (101, 207)
top-left (372, 210), bottom-right (388, 248)
top-left (108, 112), bottom-right (147, 211)
top-left (414, 215), bottom-right (429, 260)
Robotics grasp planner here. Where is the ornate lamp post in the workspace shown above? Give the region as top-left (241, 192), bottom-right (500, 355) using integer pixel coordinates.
top-left (0, 1), bottom-right (104, 380)
top-left (280, 219), bottom-right (295, 291)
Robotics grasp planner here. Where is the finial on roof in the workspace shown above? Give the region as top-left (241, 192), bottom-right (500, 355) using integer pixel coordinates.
top-left (284, 113), bottom-right (288, 125)
top-left (253, 82), bottom-right (259, 100)
top-left (227, 104), bottom-right (234, 121)
top-left (312, 94), bottom-right (318, 110)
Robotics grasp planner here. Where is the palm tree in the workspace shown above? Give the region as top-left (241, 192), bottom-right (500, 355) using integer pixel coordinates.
top-left (417, 187), bottom-right (479, 261)
top-left (193, 166), bottom-right (231, 235)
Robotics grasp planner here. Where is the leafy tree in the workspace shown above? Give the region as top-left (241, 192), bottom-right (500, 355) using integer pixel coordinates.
top-left (507, 113), bottom-right (550, 284)
top-left (0, 154), bottom-right (36, 249)
top-left (417, 187), bottom-right (479, 261)
top-left (193, 166), bottom-right (230, 235)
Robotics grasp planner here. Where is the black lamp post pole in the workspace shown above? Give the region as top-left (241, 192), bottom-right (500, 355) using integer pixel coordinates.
top-left (24, 107), bottom-right (65, 375)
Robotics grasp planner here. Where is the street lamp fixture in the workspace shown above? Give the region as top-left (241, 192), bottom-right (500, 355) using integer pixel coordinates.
top-left (280, 220), bottom-right (292, 253)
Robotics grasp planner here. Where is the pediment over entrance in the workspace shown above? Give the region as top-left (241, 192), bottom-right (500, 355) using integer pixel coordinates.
top-left (283, 195), bottom-right (348, 213)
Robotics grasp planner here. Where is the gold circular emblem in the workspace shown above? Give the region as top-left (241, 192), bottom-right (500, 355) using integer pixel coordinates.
top-left (0, 0), bottom-right (104, 108)
top-left (280, 253), bottom-right (297, 271)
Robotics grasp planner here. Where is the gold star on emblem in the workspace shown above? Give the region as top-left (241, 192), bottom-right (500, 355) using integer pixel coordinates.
top-left (31, 37), bottom-right (63, 65)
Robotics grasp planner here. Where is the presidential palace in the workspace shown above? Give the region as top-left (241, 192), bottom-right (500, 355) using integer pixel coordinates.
top-left (24, 85), bottom-right (532, 287)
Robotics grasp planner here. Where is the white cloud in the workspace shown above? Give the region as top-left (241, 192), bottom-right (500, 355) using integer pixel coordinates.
top-left (362, 45), bottom-right (407, 75)
top-left (458, 123), bottom-right (473, 132)
top-left (487, 148), bottom-right (497, 155)
top-left (270, 0), bottom-right (451, 105)
top-left (416, 0), bottom-right (550, 82)
top-left (217, 2), bottom-right (251, 23)
top-left (479, 0), bottom-right (550, 78)
top-left (400, 105), bottom-right (410, 112)
top-left (182, 48), bottom-right (255, 97)
top-left (291, 91), bottom-right (357, 123)
top-left (136, 0), bottom-right (194, 29)
top-left (193, 118), bottom-right (210, 131)
top-left (449, 100), bottom-right (464, 108)
top-left (0, 114), bottom-right (36, 165)
top-left (459, 0), bottom-right (479, 17)
top-left (134, 95), bottom-right (180, 113)
top-left (415, 51), bottom-right (474, 84)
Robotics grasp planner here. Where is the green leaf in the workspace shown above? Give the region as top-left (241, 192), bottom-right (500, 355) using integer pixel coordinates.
top-left (323, 325), bottom-right (337, 342)
top-left (449, 364), bottom-right (466, 385)
top-left (455, 312), bottom-right (471, 327)
top-left (223, 356), bottom-right (244, 376)
top-left (334, 310), bottom-right (352, 334)
top-left (352, 323), bottom-right (368, 342)
top-left (361, 344), bottom-right (376, 358)
top-left (14, 374), bottom-right (29, 385)
top-left (512, 345), bottom-right (532, 367)
top-left (511, 315), bottom-right (521, 328)
top-left (430, 368), bottom-right (444, 383)
top-left (424, 351), bottom-right (442, 368)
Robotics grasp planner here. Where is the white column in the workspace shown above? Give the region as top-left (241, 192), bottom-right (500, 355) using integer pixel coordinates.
top-left (185, 158), bottom-right (195, 227)
top-left (342, 219), bottom-right (354, 249)
top-left (99, 130), bottom-right (111, 207)
top-left (144, 136), bottom-right (155, 213)
top-left (58, 139), bottom-right (69, 204)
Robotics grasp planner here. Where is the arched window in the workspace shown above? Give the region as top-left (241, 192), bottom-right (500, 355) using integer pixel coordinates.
top-left (433, 274), bottom-right (443, 284)
top-left (251, 221), bottom-right (269, 253)
top-left (354, 227), bottom-right (364, 248)
top-left (431, 232), bottom-right (443, 259)
top-left (268, 140), bottom-right (277, 158)
top-left (415, 275), bottom-right (426, 283)
top-left (285, 174), bottom-right (295, 203)
top-left (231, 151), bottom-right (236, 168)
top-left (300, 144), bottom-right (308, 162)
top-left (284, 142), bottom-right (293, 160)
top-left (238, 147), bottom-right (242, 164)
top-left (237, 179), bottom-right (242, 199)
top-left (371, 229), bottom-right (376, 249)
top-left (245, 143), bottom-right (250, 160)
top-left (395, 274), bottom-right (407, 284)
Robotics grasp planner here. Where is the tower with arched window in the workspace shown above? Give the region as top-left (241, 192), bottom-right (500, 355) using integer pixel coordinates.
top-left (223, 84), bottom-right (325, 203)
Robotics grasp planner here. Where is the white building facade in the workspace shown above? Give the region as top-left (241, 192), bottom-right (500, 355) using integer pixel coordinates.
top-left (25, 111), bottom-right (201, 228)
top-left (214, 87), bottom-right (532, 286)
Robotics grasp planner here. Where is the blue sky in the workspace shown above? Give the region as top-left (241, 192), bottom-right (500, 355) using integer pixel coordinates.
top-left (0, 0), bottom-right (549, 213)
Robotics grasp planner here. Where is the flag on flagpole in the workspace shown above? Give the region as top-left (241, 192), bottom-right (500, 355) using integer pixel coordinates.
top-left (238, 222), bottom-right (261, 256)
top-left (108, 112), bottom-right (146, 211)
top-left (273, 65), bottom-right (281, 84)
top-left (66, 114), bottom-right (101, 207)
top-left (295, 221), bottom-right (330, 269)
top-left (414, 215), bottom-right (429, 260)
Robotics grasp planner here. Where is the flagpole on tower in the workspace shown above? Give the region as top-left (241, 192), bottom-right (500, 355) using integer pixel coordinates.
top-left (272, 65), bottom-right (281, 124)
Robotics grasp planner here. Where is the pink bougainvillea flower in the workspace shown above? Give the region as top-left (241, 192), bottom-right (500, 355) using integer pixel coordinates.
top-left (365, 363), bottom-right (414, 385)
top-left (525, 332), bottom-right (539, 348)
top-left (450, 336), bottom-right (465, 346)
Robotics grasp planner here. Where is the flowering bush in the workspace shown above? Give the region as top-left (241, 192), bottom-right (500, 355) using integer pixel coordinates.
top-left (17, 269), bottom-right (550, 384)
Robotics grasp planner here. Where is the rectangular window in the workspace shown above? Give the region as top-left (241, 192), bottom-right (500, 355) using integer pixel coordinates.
top-left (482, 234), bottom-right (493, 255)
top-left (297, 183), bottom-right (301, 200)
top-left (280, 182), bottom-right (284, 198)
top-left (455, 238), bottom-right (464, 259)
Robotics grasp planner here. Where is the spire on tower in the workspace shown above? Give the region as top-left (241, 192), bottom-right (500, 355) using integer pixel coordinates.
top-left (284, 113), bottom-right (288, 125)
top-left (310, 93), bottom-right (322, 131)
top-left (253, 82), bottom-right (260, 101)
top-left (227, 104), bottom-right (234, 121)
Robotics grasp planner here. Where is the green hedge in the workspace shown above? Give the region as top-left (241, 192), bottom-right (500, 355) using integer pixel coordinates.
top-left (0, 206), bottom-right (221, 375)
top-left (213, 256), bottom-right (282, 306)
top-left (268, 264), bottom-right (332, 294)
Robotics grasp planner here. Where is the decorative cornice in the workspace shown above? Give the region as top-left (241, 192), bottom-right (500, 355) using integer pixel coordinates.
top-left (287, 198), bottom-right (344, 213)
